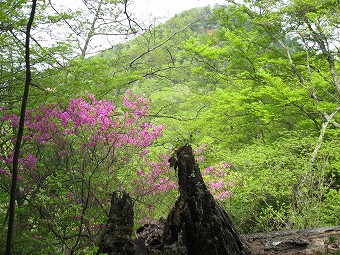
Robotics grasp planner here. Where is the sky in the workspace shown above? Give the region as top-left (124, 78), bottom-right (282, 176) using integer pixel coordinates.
top-left (128, 0), bottom-right (227, 21)
top-left (49, 0), bottom-right (228, 55)
top-left (56, 0), bottom-right (227, 21)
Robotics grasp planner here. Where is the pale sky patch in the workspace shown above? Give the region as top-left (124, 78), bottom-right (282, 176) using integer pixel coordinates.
top-left (128, 0), bottom-right (227, 21)
top-left (54, 0), bottom-right (227, 21)
top-left (47, 0), bottom-right (227, 55)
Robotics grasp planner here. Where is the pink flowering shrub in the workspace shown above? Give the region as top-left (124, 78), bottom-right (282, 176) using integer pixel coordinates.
top-left (133, 154), bottom-right (178, 196)
top-left (203, 162), bottom-right (242, 201)
top-left (194, 144), bottom-right (242, 201)
top-left (0, 90), bottom-right (176, 252)
top-left (132, 153), bottom-right (179, 224)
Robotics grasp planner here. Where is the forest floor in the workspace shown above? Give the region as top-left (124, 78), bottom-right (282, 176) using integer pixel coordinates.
top-left (244, 226), bottom-right (340, 255)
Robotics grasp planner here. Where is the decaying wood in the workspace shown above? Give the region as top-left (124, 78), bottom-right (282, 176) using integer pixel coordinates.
top-left (97, 191), bottom-right (137, 255)
top-left (136, 218), bottom-right (166, 255)
top-left (244, 226), bottom-right (340, 255)
top-left (98, 146), bottom-right (253, 254)
top-left (162, 145), bottom-right (253, 255)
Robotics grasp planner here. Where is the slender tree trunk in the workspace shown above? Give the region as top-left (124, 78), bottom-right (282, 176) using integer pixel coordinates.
top-left (81, 0), bottom-right (104, 58)
top-left (309, 106), bottom-right (340, 164)
top-left (5, 0), bottom-right (37, 254)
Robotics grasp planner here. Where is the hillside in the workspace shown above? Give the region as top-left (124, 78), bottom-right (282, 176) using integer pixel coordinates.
top-left (1, 1), bottom-right (339, 254)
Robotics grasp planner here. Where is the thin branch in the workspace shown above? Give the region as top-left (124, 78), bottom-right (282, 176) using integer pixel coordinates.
top-left (129, 20), bottom-right (200, 68)
top-left (148, 103), bottom-right (208, 121)
top-left (123, 0), bottom-right (144, 33)
top-left (48, 0), bottom-right (80, 36)
top-left (81, 0), bottom-right (104, 58)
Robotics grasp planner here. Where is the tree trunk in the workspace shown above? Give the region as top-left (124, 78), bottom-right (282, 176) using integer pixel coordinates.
top-left (99, 146), bottom-right (253, 254)
top-left (5, 0), bottom-right (37, 254)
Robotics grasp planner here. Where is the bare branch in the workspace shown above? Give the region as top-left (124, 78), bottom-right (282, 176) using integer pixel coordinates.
top-left (129, 20), bottom-right (200, 68)
top-left (123, 0), bottom-right (144, 33)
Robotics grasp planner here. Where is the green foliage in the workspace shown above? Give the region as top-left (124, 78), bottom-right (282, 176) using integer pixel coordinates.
top-left (1, 0), bottom-right (340, 252)
top-left (320, 189), bottom-right (340, 226)
top-left (177, 0), bottom-right (339, 233)
top-left (215, 133), bottom-right (339, 233)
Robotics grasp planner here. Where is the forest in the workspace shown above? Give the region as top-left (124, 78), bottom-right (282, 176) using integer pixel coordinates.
top-left (0, 0), bottom-right (339, 254)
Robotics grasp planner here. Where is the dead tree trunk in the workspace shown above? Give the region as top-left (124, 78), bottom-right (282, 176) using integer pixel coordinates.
top-left (97, 191), bottom-right (137, 255)
top-left (162, 145), bottom-right (253, 255)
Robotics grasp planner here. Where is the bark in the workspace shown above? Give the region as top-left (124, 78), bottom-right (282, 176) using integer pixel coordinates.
top-left (99, 146), bottom-right (253, 255)
top-left (162, 145), bottom-right (253, 255)
top-left (99, 190), bottom-right (340, 255)
top-left (136, 218), bottom-right (166, 255)
top-left (5, 0), bottom-right (37, 254)
top-left (97, 191), bottom-right (137, 255)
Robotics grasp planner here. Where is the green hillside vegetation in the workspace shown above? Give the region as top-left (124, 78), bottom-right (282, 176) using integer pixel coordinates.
top-left (1, 0), bottom-right (339, 253)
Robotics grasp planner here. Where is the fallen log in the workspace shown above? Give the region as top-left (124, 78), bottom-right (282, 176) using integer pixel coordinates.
top-left (244, 226), bottom-right (340, 255)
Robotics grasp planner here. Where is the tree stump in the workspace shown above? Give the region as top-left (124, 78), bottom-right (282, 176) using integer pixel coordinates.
top-left (162, 145), bottom-right (253, 255)
top-left (97, 191), bottom-right (137, 255)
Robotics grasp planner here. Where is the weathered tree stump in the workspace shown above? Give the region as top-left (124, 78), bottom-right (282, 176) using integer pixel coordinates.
top-left (97, 191), bottom-right (137, 255)
top-left (162, 145), bottom-right (253, 255)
